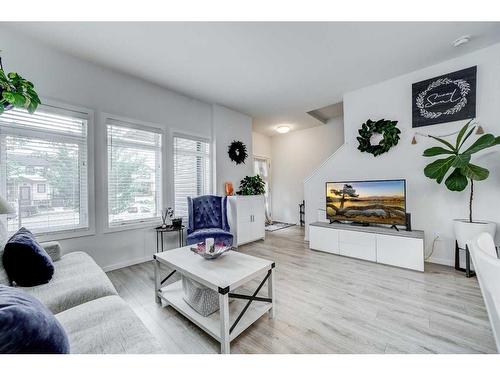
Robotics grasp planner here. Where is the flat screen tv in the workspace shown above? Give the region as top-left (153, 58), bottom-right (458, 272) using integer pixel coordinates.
top-left (326, 179), bottom-right (406, 226)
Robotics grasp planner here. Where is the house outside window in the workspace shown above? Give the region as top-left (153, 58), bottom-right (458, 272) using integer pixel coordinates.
top-left (0, 106), bottom-right (89, 235)
top-left (37, 183), bottom-right (47, 193)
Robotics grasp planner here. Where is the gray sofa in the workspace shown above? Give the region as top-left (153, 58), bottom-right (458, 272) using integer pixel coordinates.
top-left (0, 242), bottom-right (162, 354)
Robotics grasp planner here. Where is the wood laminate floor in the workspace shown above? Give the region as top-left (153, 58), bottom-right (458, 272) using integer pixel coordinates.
top-left (107, 226), bottom-right (496, 354)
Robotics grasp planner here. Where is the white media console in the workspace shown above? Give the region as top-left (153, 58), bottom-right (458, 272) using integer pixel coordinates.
top-left (309, 222), bottom-right (424, 271)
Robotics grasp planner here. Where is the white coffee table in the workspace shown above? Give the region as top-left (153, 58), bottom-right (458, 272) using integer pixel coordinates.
top-left (153, 246), bottom-right (276, 354)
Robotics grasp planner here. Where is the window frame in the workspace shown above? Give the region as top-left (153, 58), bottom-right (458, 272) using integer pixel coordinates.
top-left (0, 98), bottom-right (96, 242)
top-left (172, 132), bottom-right (213, 221)
top-left (37, 184), bottom-right (47, 193)
top-left (102, 113), bottom-right (165, 233)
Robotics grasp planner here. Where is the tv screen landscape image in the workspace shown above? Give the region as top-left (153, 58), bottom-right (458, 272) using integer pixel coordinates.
top-left (326, 179), bottom-right (406, 225)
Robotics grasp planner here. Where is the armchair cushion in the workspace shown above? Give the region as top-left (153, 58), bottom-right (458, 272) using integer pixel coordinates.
top-left (186, 228), bottom-right (233, 247)
top-left (188, 195), bottom-right (229, 233)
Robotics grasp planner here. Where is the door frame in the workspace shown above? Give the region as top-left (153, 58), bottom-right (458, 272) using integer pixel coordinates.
top-left (252, 155), bottom-right (272, 224)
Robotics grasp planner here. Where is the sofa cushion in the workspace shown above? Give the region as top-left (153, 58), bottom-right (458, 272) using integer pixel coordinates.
top-left (56, 295), bottom-right (162, 354)
top-left (40, 241), bottom-right (62, 262)
top-left (0, 285), bottom-right (69, 354)
top-left (2, 227), bottom-right (54, 287)
top-left (20, 251), bottom-right (117, 314)
top-left (186, 227), bottom-right (233, 246)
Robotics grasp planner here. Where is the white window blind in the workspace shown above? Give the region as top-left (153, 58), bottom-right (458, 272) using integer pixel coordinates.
top-left (107, 119), bottom-right (162, 226)
top-left (0, 106), bottom-right (89, 234)
top-left (173, 136), bottom-right (211, 220)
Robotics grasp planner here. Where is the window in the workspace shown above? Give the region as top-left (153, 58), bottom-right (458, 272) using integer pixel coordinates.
top-left (173, 136), bottom-right (211, 220)
top-left (106, 119), bottom-right (162, 226)
top-left (37, 184), bottom-right (46, 193)
top-left (0, 106), bottom-right (89, 234)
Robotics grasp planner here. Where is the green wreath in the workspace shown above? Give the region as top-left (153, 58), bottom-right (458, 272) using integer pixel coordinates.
top-left (356, 119), bottom-right (401, 157)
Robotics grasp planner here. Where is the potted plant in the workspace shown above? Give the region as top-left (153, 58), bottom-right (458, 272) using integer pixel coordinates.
top-left (236, 175), bottom-right (266, 196)
top-left (0, 56), bottom-right (41, 114)
top-left (423, 120), bottom-right (500, 249)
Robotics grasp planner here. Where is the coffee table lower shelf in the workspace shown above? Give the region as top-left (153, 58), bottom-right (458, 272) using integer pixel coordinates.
top-left (158, 280), bottom-right (272, 345)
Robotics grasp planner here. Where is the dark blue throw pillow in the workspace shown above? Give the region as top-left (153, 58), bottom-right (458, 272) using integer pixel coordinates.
top-left (0, 285), bottom-right (69, 353)
top-left (2, 227), bottom-right (54, 287)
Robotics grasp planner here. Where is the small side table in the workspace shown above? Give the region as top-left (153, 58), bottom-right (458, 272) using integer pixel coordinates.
top-left (155, 225), bottom-right (185, 252)
top-left (454, 240), bottom-right (475, 278)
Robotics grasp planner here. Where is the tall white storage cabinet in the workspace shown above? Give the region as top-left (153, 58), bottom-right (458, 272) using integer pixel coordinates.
top-left (227, 195), bottom-right (265, 246)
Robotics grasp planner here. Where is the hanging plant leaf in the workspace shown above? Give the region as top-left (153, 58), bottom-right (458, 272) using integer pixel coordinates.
top-left (0, 56), bottom-right (41, 114)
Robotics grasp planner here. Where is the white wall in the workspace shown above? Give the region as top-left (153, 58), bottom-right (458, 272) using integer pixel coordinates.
top-left (304, 43), bottom-right (500, 266)
top-left (213, 105), bottom-right (253, 195)
top-left (0, 27), bottom-right (252, 270)
top-left (272, 118), bottom-right (344, 224)
top-left (252, 132), bottom-right (272, 159)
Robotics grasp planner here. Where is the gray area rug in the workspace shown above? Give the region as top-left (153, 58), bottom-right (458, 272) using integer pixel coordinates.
top-left (265, 222), bottom-right (295, 232)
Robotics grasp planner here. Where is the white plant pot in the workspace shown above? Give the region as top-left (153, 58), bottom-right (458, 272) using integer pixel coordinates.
top-left (453, 219), bottom-right (497, 250)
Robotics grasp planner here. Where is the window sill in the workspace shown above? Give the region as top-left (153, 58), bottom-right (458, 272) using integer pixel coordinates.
top-left (34, 227), bottom-right (96, 243)
top-left (103, 219), bottom-right (162, 234)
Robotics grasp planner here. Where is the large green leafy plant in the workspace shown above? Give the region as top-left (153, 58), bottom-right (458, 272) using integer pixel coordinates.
top-left (237, 175), bottom-right (266, 195)
top-left (423, 120), bottom-right (500, 222)
top-left (0, 57), bottom-right (41, 114)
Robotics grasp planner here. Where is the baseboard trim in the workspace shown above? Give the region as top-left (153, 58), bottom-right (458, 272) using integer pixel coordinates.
top-left (102, 255), bottom-right (153, 272)
top-left (425, 256), bottom-right (454, 267)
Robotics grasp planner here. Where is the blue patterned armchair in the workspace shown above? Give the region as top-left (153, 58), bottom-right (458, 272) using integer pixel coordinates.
top-left (186, 195), bottom-right (234, 247)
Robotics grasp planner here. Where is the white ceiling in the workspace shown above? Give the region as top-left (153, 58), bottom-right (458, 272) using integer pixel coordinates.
top-left (4, 22), bottom-right (500, 136)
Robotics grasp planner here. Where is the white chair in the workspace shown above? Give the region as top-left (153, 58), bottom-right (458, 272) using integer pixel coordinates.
top-left (468, 233), bottom-right (500, 352)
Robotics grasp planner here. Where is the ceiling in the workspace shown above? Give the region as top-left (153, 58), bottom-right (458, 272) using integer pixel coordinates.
top-left (3, 22), bottom-right (500, 136)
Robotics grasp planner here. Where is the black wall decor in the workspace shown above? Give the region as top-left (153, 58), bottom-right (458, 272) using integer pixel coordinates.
top-left (227, 140), bottom-right (248, 164)
top-left (412, 66), bottom-right (477, 128)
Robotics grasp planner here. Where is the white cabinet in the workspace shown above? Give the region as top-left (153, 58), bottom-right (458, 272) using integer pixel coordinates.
top-left (227, 195), bottom-right (265, 246)
top-left (376, 234), bottom-right (424, 272)
top-left (309, 222), bottom-right (424, 271)
top-left (310, 225), bottom-right (339, 254)
top-left (338, 230), bottom-right (377, 261)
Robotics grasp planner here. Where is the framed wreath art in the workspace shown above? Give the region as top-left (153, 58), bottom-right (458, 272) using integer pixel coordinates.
top-left (227, 140), bottom-right (248, 164)
top-left (356, 119), bottom-right (401, 157)
top-left (415, 78), bottom-right (470, 120)
top-left (412, 66), bottom-right (476, 128)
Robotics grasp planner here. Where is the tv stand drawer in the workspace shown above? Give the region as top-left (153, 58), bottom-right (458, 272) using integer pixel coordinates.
top-left (339, 230), bottom-right (376, 247)
top-left (310, 225), bottom-right (339, 254)
top-left (339, 242), bottom-right (376, 262)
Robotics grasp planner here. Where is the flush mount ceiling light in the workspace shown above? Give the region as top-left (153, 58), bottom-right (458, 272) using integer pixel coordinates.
top-left (452, 35), bottom-right (471, 47)
top-left (276, 125), bottom-right (290, 134)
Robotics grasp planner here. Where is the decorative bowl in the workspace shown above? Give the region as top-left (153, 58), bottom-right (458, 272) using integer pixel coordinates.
top-left (190, 242), bottom-right (232, 260)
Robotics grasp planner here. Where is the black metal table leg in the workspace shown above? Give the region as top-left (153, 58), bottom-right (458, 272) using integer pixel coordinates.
top-left (465, 245), bottom-right (476, 278)
top-left (229, 270), bottom-right (272, 335)
top-left (455, 241), bottom-right (476, 278)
